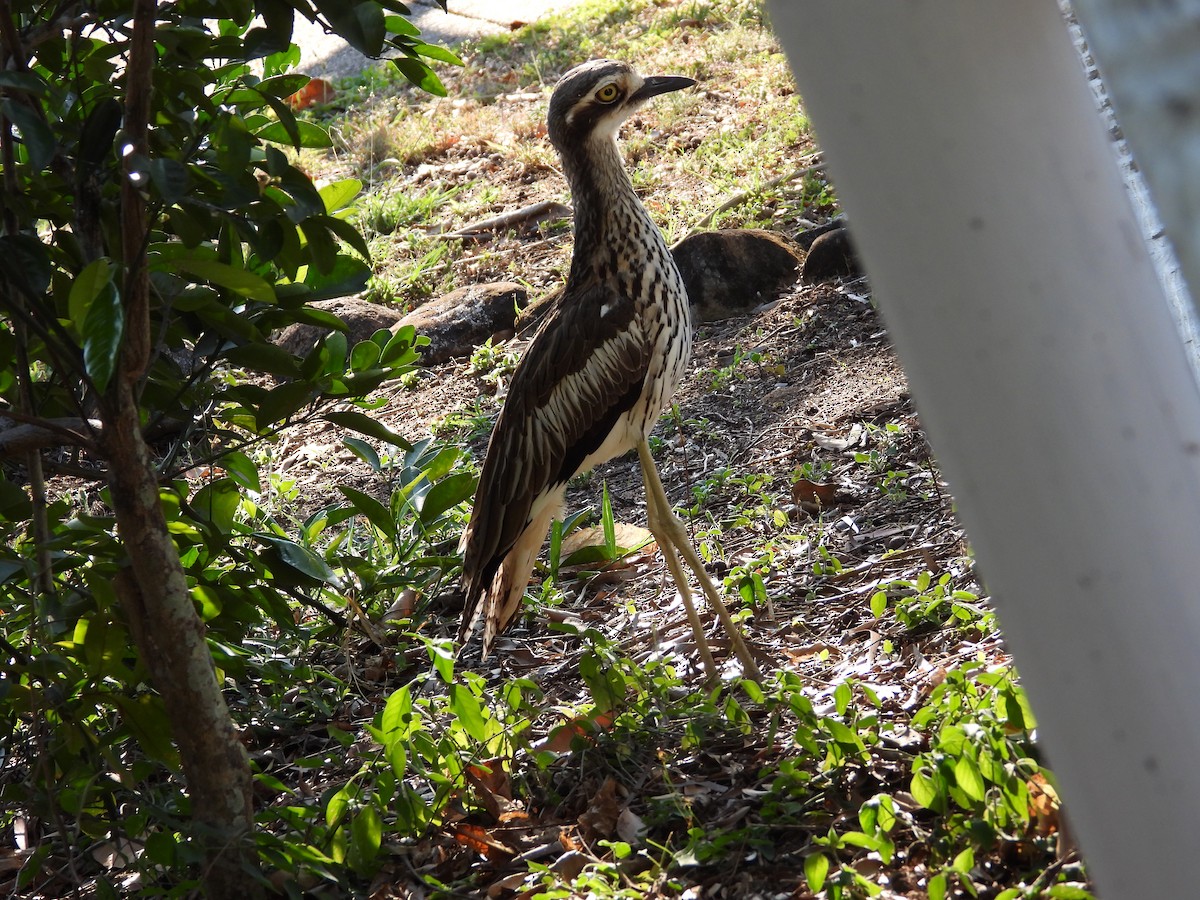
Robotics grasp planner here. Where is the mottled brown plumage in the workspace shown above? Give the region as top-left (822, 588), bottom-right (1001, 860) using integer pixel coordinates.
top-left (458, 60), bottom-right (759, 680)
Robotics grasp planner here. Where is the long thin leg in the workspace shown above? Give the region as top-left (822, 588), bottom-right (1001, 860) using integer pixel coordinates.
top-left (636, 439), bottom-right (762, 682)
top-left (639, 457), bottom-right (720, 682)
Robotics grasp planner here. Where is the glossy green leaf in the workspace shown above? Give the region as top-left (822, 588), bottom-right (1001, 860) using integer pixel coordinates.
top-left (68, 258), bottom-right (116, 334)
top-left (257, 118), bottom-right (333, 148)
top-left (383, 14), bottom-right (419, 36)
top-left (910, 767), bottom-right (941, 810)
top-left (315, 213), bottom-right (371, 261)
top-left (258, 74), bottom-right (310, 99)
top-left (339, 485), bottom-right (397, 540)
top-left (148, 157), bottom-right (190, 203)
top-left (222, 343), bottom-right (302, 379)
top-left (381, 686), bottom-right (413, 740)
top-left (823, 716), bottom-right (858, 746)
top-left (325, 410), bottom-right (412, 449)
top-left (380, 324), bottom-right (422, 366)
top-left (579, 649), bottom-right (624, 713)
top-left (417, 472), bottom-right (476, 524)
top-left (349, 805), bottom-right (382, 873)
top-left (954, 752), bottom-right (986, 803)
top-left (952, 846), bottom-right (975, 873)
top-left (300, 218), bottom-right (339, 274)
top-left (601, 480), bottom-right (616, 552)
top-left (325, 783), bottom-right (353, 828)
top-left (3, 99), bottom-right (55, 169)
top-left (167, 204), bottom-right (209, 248)
top-left (81, 281), bottom-right (124, 393)
top-left (350, 339), bottom-right (381, 372)
top-left (302, 253), bottom-right (372, 300)
top-left (391, 56), bottom-right (446, 96)
top-left (447, 684), bottom-right (490, 742)
top-left (412, 42), bottom-right (463, 66)
top-left (318, 0), bottom-right (386, 57)
top-left (191, 585), bottom-right (223, 620)
top-left (0, 71), bottom-right (47, 95)
top-left (803, 853), bottom-right (829, 892)
top-left (175, 258), bottom-right (275, 303)
top-left (257, 533), bottom-right (342, 587)
top-left (1045, 886), bottom-right (1095, 899)
top-left (426, 638), bottom-right (454, 682)
top-left (218, 451), bottom-right (260, 494)
top-left (834, 680), bottom-right (852, 716)
top-left (343, 436), bottom-right (383, 472)
top-left (255, 380), bottom-right (314, 429)
top-left (277, 164), bottom-right (326, 219)
top-left (192, 478), bottom-right (241, 533)
top-left (319, 178), bottom-right (362, 214)
top-left (143, 831), bottom-right (178, 868)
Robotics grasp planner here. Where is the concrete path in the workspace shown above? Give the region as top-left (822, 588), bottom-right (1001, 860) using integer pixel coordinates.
top-left (293, 0), bottom-right (580, 80)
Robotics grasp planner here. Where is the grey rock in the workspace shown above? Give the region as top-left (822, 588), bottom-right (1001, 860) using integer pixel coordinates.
top-left (273, 297), bottom-right (405, 357)
top-left (794, 217), bottom-right (846, 250)
top-left (672, 229), bottom-right (803, 322)
top-left (396, 281), bottom-right (528, 365)
top-left (801, 226), bottom-right (862, 283)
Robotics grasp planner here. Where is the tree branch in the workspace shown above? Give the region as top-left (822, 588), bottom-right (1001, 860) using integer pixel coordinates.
top-left (119, 0), bottom-right (154, 383)
top-left (0, 413), bottom-right (100, 456)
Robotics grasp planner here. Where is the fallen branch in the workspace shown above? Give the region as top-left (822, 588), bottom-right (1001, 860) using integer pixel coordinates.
top-left (436, 199), bottom-right (572, 240)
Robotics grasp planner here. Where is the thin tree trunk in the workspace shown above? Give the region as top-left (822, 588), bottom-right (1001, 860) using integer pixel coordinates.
top-left (102, 0), bottom-right (262, 894)
top-left (107, 426), bottom-right (259, 898)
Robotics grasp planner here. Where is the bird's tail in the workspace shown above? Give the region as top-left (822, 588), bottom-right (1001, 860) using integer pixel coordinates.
top-left (460, 492), bottom-right (564, 658)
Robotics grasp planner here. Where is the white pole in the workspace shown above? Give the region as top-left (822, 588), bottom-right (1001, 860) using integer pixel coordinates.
top-left (766, 2), bottom-right (1200, 896)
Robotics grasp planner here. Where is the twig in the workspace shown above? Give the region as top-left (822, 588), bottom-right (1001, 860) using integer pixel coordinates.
top-left (677, 152), bottom-right (825, 243)
top-left (434, 199), bottom-right (572, 240)
top-left (283, 586), bottom-right (348, 630)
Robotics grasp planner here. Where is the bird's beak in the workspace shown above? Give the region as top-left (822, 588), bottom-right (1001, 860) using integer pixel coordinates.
top-left (629, 74), bottom-right (696, 103)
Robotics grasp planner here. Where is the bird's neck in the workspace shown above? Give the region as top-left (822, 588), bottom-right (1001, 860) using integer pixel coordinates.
top-left (562, 136), bottom-right (666, 286)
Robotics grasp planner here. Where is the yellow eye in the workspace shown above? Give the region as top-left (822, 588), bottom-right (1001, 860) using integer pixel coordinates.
top-left (595, 84), bottom-right (620, 103)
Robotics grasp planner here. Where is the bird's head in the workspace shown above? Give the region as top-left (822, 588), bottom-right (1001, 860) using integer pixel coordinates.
top-left (547, 59), bottom-right (695, 153)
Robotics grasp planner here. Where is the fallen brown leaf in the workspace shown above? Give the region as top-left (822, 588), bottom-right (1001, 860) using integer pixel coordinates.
top-left (1027, 772), bottom-right (1061, 836)
top-left (578, 777), bottom-right (626, 842)
top-left (532, 710), bottom-right (615, 753)
top-left (467, 757), bottom-right (512, 801)
top-left (287, 77), bottom-right (336, 110)
top-left (451, 823), bottom-right (515, 859)
top-left (560, 522), bottom-right (655, 566)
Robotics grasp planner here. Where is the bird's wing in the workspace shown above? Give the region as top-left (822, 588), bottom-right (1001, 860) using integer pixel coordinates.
top-left (459, 279), bottom-right (649, 626)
